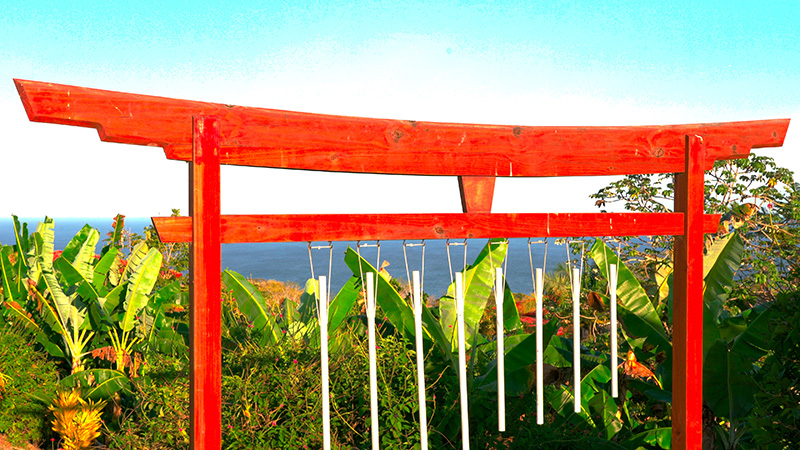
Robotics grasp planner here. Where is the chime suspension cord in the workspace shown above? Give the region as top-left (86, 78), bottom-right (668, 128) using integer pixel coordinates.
top-left (403, 240), bottom-right (426, 303)
top-left (307, 242), bottom-right (334, 450)
top-left (356, 241), bottom-right (381, 450)
top-left (307, 241), bottom-right (334, 310)
top-left (403, 240), bottom-right (428, 450)
top-left (487, 239), bottom-right (509, 432)
top-left (446, 239), bottom-right (468, 287)
top-left (565, 240), bottom-right (585, 414)
top-left (527, 238), bottom-right (548, 425)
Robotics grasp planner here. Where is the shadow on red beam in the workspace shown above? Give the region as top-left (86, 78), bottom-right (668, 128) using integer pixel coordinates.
top-left (152, 213), bottom-right (721, 244)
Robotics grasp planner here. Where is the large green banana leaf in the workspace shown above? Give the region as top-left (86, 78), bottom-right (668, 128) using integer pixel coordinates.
top-left (474, 319), bottom-right (560, 395)
top-left (143, 280), bottom-right (188, 356)
top-left (56, 257), bottom-right (101, 303)
top-left (25, 228), bottom-right (43, 283)
top-left (342, 248), bottom-right (455, 366)
top-left (35, 221), bottom-right (84, 330)
top-left (0, 246), bottom-right (17, 302)
top-left (589, 239), bottom-right (670, 353)
top-left (120, 248), bottom-right (162, 332)
top-left (477, 319), bottom-right (559, 379)
top-left (92, 247), bottom-right (119, 290)
top-left (625, 427), bottom-right (672, 449)
top-left (547, 362), bottom-right (618, 435)
top-left (703, 232), bottom-right (744, 322)
top-left (343, 247), bottom-right (416, 339)
top-left (60, 368), bottom-right (132, 401)
top-left (703, 339), bottom-right (758, 420)
top-left (11, 215), bottom-right (30, 272)
top-left (439, 239), bottom-right (510, 350)
top-left (101, 214), bottom-right (126, 255)
top-left (60, 224), bottom-right (100, 281)
top-left (729, 305), bottom-right (773, 359)
top-left (2, 299), bottom-right (64, 358)
top-left (327, 275), bottom-right (361, 335)
top-left (222, 269), bottom-right (281, 345)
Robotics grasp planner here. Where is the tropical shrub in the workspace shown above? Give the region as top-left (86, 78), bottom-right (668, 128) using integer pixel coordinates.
top-left (0, 322), bottom-right (61, 446)
top-left (747, 289), bottom-right (800, 449)
top-left (590, 155), bottom-right (799, 302)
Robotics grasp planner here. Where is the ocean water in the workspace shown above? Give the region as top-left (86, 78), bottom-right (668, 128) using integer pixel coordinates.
top-left (0, 216), bottom-right (577, 297)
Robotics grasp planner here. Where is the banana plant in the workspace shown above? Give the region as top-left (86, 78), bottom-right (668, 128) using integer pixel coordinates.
top-left (1, 217), bottom-right (165, 375)
top-left (437, 239), bottom-right (520, 350)
top-left (589, 231), bottom-right (773, 448)
top-left (221, 267), bottom-right (363, 352)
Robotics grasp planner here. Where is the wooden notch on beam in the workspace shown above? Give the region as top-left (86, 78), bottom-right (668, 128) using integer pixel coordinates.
top-left (459, 176), bottom-right (495, 213)
top-left (152, 212), bottom-right (721, 244)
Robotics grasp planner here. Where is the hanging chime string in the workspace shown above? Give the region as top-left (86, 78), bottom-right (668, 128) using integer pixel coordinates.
top-left (403, 240), bottom-right (426, 305)
top-left (308, 241), bottom-right (334, 313)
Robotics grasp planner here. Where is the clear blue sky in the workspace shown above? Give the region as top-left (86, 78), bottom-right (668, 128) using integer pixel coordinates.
top-left (2, 1), bottom-right (798, 217)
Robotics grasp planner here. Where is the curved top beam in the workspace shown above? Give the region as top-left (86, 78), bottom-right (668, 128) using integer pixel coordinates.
top-left (15, 79), bottom-right (789, 177)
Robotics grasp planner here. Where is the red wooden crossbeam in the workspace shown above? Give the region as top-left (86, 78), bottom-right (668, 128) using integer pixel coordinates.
top-left (14, 79), bottom-right (788, 177)
top-left (152, 212), bottom-right (721, 243)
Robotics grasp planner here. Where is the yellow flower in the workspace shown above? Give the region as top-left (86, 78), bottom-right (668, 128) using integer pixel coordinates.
top-left (0, 371), bottom-right (10, 398)
top-left (49, 389), bottom-right (107, 450)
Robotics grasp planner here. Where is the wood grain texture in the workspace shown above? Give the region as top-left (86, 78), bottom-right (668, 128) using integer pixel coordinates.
top-left (152, 212), bottom-right (721, 243)
top-left (671, 136), bottom-right (706, 450)
top-left (15, 79), bottom-right (789, 177)
top-left (189, 116), bottom-right (222, 450)
top-left (458, 176), bottom-right (496, 212)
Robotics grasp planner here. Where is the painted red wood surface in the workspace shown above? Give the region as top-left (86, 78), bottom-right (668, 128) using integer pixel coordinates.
top-left (672, 136), bottom-right (706, 450)
top-left (15, 79), bottom-right (792, 450)
top-left (189, 117), bottom-right (222, 450)
top-left (14, 79), bottom-right (789, 177)
top-left (151, 212), bottom-right (721, 244)
top-left (458, 176), bottom-right (496, 212)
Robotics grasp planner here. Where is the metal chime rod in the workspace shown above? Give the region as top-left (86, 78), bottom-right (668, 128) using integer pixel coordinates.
top-left (572, 268), bottom-right (581, 413)
top-left (366, 272), bottom-right (380, 450)
top-left (495, 267), bottom-right (506, 432)
top-left (319, 276), bottom-right (331, 450)
top-left (455, 272), bottom-right (470, 450)
top-left (610, 264), bottom-right (619, 398)
top-left (535, 267), bottom-right (544, 425)
top-left (413, 271), bottom-right (429, 450)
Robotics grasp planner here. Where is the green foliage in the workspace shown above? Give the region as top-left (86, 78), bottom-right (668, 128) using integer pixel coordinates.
top-left (591, 156), bottom-right (799, 301)
top-left (0, 216), bottom-right (184, 398)
top-left (108, 353), bottom-right (190, 450)
top-left (0, 322), bottom-right (61, 446)
top-left (747, 289), bottom-right (800, 449)
top-left (587, 232), bottom-right (790, 448)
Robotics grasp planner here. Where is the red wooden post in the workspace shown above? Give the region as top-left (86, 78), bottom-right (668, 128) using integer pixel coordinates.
top-left (190, 116), bottom-right (222, 450)
top-left (672, 135), bottom-right (706, 449)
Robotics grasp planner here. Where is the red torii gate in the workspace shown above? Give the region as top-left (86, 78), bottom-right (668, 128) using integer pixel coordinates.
top-left (15, 79), bottom-right (789, 450)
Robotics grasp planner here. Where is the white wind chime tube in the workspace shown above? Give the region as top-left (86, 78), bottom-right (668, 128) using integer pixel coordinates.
top-left (413, 271), bottom-right (429, 450)
top-left (610, 264), bottom-right (619, 398)
top-left (319, 276), bottom-right (331, 450)
top-left (455, 272), bottom-right (470, 450)
top-left (494, 267), bottom-right (506, 432)
top-left (535, 268), bottom-right (544, 425)
top-left (572, 268), bottom-right (581, 413)
top-left (366, 272), bottom-right (380, 450)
